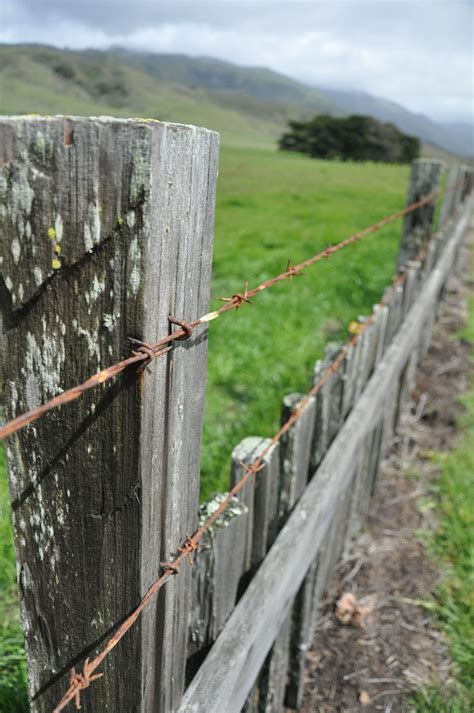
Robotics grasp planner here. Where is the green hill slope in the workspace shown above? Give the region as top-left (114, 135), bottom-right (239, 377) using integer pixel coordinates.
top-left (0, 45), bottom-right (288, 147)
top-left (0, 44), bottom-right (469, 157)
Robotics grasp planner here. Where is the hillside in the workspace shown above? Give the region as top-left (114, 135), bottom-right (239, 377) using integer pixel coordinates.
top-left (0, 45), bottom-right (286, 148)
top-left (315, 86), bottom-right (473, 158)
top-left (0, 44), bottom-right (471, 157)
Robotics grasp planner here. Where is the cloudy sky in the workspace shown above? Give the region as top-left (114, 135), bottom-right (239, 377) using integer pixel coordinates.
top-left (1, 0), bottom-right (473, 123)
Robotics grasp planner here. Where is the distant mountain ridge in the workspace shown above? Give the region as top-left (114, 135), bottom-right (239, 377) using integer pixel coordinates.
top-left (0, 44), bottom-right (471, 157)
top-left (313, 86), bottom-right (473, 158)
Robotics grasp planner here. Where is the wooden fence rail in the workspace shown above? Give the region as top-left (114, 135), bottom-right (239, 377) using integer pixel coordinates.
top-left (0, 115), bottom-right (473, 713)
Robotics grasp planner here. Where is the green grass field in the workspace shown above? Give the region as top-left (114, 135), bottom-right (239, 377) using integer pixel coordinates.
top-left (201, 146), bottom-right (409, 498)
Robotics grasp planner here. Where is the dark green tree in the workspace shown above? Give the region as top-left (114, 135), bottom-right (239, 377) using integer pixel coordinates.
top-left (279, 114), bottom-right (420, 164)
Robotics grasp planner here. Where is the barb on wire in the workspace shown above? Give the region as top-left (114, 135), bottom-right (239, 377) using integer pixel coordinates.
top-left (0, 187), bottom-right (446, 443)
top-left (52, 222), bottom-right (439, 712)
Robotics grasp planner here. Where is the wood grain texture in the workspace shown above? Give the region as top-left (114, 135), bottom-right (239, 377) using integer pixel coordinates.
top-left (0, 116), bottom-right (219, 712)
top-left (310, 344), bottom-right (342, 470)
top-left (241, 396), bottom-right (314, 713)
top-left (230, 437), bottom-right (280, 574)
top-left (232, 437), bottom-right (281, 713)
top-left (284, 387), bottom-right (332, 710)
top-left (396, 159), bottom-right (444, 272)
top-left (177, 198), bottom-right (472, 713)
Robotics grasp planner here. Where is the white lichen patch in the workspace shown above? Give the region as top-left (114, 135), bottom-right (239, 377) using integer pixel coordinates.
top-left (54, 214), bottom-right (63, 242)
top-left (10, 161), bottom-right (34, 218)
top-left (29, 482), bottom-right (56, 565)
top-left (127, 237), bottom-right (141, 296)
top-left (126, 210), bottom-right (136, 228)
top-left (103, 310), bottom-right (120, 331)
top-left (129, 139), bottom-right (150, 204)
top-left (24, 326), bottom-right (65, 405)
top-left (84, 200), bottom-right (101, 251)
top-left (11, 238), bottom-right (21, 264)
top-left (89, 274), bottom-right (105, 303)
top-left (33, 266), bottom-right (43, 286)
top-left (34, 130), bottom-right (46, 154)
top-left (77, 326), bottom-right (101, 361)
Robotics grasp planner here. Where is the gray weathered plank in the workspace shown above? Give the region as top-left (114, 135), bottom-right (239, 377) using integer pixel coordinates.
top-left (396, 158), bottom-right (444, 272)
top-left (365, 421), bottom-right (385, 497)
top-left (401, 260), bottom-right (421, 316)
top-left (440, 165), bottom-right (460, 228)
top-left (251, 393), bottom-right (316, 713)
top-left (177, 196), bottom-right (472, 713)
top-left (373, 303), bottom-right (390, 364)
top-left (230, 437), bottom-right (280, 573)
top-left (188, 495), bottom-right (248, 661)
top-left (311, 343), bottom-right (344, 469)
top-left (395, 349), bottom-right (418, 432)
top-left (0, 116), bottom-right (219, 712)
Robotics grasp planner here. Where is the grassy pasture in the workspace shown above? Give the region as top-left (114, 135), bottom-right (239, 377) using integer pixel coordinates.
top-left (201, 146), bottom-right (409, 498)
top-left (0, 147), bottom-right (414, 708)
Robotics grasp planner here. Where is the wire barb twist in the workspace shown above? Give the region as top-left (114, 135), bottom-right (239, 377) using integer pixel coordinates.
top-left (58, 658), bottom-right (104, 712)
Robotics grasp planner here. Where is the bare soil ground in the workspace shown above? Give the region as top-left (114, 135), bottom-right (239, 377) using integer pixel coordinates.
top-left (298, 237), bottom-right (473, 713)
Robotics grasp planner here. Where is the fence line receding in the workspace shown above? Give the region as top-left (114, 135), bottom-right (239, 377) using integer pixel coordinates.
top-left (0, 116), bottom-right (473, 713)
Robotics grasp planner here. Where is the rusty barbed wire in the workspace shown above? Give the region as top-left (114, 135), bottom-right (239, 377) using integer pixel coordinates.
top-left (0, 188), bottom-right (446, 442)
top-left (52, 220), bottom-right (441, 712)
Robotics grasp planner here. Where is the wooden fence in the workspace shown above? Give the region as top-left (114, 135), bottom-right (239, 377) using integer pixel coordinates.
top-left (0, 116), bottom-right (473, 713)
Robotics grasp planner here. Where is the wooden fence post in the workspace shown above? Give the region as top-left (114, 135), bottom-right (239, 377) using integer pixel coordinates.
top-left (396, 159), bottom-right (444, 272)
top-left (0, 116), bottom-right (219, 712)
top-left (439, 165), bottom-right (460, 228)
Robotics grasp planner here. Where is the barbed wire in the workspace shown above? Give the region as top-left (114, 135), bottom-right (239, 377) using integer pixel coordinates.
top-left (51, 215), bottom-right (441, 712)
top-left (0, 188), bottom-right (445, 442)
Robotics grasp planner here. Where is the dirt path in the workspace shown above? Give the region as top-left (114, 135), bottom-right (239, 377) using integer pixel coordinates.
top-left (297, 231), bottom-right (473, 713)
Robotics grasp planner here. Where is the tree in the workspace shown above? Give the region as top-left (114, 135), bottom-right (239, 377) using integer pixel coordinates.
top-left (279, 114), bottom-right (420, 164)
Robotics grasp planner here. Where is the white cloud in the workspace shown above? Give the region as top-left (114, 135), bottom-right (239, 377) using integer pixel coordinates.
top-left (1, 1), bottom-right (473, 122)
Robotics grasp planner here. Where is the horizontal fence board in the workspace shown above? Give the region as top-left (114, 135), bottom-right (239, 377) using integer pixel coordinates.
top-left (177, 198), bottom-right (472, 713)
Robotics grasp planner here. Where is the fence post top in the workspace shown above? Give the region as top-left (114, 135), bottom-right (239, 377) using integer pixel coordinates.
top-left (0, 114), bottom-right (219, 137)
top-left (412, 158), bottom-right (444, 167)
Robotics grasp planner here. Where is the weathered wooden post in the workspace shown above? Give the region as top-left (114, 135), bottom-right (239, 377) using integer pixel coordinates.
top-left (0, 116), bottom-right (219, 712)
top-left (439, 165), bottom-right (461, 228)
top-left (396, 158), bottom-right (443, 272)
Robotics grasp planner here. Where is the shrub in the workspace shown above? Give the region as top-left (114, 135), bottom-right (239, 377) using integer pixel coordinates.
top-left (279, 114), bottom-right (420, 164)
